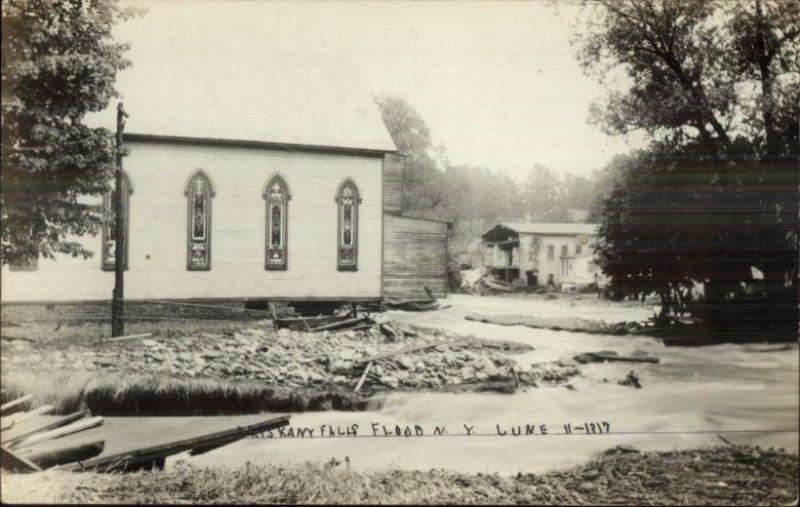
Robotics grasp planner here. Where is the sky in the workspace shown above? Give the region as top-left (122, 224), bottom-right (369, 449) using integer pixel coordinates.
top-left (118, 0), bottom-right (645, 181)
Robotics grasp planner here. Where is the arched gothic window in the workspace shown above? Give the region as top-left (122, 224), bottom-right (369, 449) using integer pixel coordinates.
top-left (335, 179), bottom-right (361, 271)
top-left (263, 174), bottom-right (290, 270)
top-left (101, 171), bottom-right (133, 271)
top-left (185, 170), bottom-right (215, 270)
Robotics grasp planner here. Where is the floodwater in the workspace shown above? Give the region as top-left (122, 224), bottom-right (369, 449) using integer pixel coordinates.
top-left (181, 295), bottom-right (798, 475)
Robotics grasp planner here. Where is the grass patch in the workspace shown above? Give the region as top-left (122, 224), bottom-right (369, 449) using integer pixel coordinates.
top-left (1, 369), bottom-right (375, 415)
top-left (2, 446), bottom-right (797, 504)
top-left (1, 302), bottom-right (265, 344)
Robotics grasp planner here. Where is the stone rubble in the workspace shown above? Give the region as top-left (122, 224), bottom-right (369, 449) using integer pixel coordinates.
top-left (1, 323), bottom-right (581, 393)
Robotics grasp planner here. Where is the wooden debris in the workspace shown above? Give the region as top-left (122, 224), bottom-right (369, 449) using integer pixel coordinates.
top-left (2, 410), bottom-right (91, 446)
top-left (333, 322), bottom-right (374, 333)
top-left (356, 336), bottom-right (470, 365)
top-left (309, 316), bottom-right (372, 332)
top-left (1, 395), bottom-right (32, 415)
top-left (573, 352), bottom-right (660, 365)
top-left (618, 371), bottom-right (642, 389)
top-left (483, 277), bottom-right (513, 292)
top-left (274, 314), bottom-right (349, 331)
top-left (105, 332), bottom-right (154, 343)
top-left (379, 323), bottom-right (399, 341)
top-left (188, 437), bottom-right (241, 457)
top-left (12, 416), bottom-right (104, 450)
top-left (22, 440), bottom-right (105, 469)
top-left (354, 361), bottom-right (373, 393)
top-left (5, 404), bottom-right (55, 426)
top-left (1, 445), bottom-right (41, 473)
top-left (383, 298), bottom-right (442, 312)
top-left (1, 391), bottom-right (289, 475)
top-left (54, 414), bottom-right (290, 473)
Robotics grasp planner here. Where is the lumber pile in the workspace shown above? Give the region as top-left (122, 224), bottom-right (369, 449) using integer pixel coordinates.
top-left (382, 297), bottom-right (450, 312)
top-left (460, 268), bottom-right (514, 294)
top-left (0, 394), bottom-right (291, 474)
top-left (274, 296), bottom-right (450, 333)
top-left (1, 396), bottom-right (105, 473)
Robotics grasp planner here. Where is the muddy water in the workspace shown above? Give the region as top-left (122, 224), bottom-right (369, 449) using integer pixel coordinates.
top-left (182, 296), bottom-right (798, 475)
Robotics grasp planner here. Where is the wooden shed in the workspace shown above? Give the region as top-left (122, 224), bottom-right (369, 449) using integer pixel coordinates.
top-left (383, 214), bottom-right (450, 300)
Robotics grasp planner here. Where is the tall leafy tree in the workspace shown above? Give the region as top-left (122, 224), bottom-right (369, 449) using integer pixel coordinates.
top-left (374, 94), bottom-right (448, 217)
top-left (1, 0), bottom-right (135, 265)
top-left (522, 164), bottom-right (567, 222)
top-left (576, 0), bottom-right (799, 330)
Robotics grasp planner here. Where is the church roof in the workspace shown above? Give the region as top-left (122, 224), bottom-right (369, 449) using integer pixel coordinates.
top-left (85, 6), bottom-right (396, 153)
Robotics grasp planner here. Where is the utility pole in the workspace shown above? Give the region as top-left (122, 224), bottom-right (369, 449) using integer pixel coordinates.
top-left (111, 102), bottom-right (129, 337)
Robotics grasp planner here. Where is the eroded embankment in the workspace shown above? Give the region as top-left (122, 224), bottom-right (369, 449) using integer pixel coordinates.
top-left (1, 322), bottom-right (580, 415)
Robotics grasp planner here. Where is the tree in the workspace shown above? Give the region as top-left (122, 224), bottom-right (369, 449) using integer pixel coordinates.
top-left (1, 0), bottom-right (135, 265)
top-left (522, 165), bottom-right (566, 222)
top-left (587, 154), bottom-right (636, 222)
top-left (374, 95), bottom-right (448, 217)
top-left (520, 165), bottom-right (594, 222)
top-left (576, 0), bottom-right (799, 331)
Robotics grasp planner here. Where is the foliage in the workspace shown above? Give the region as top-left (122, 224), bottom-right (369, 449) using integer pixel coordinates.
top-left (576, 0), bottom-right (799, 321)
top-left (375, 94), bottom-right (604, 266)
top-left (1, 0), bottom-right (136, 265)
top-left (522, 165), bottom-right (595, 222)
top-left (375, 94), bottom-right (449, 216)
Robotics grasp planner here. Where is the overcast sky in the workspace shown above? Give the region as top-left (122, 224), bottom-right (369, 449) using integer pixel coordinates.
top-left (121, 0), bottom-right (645, 181)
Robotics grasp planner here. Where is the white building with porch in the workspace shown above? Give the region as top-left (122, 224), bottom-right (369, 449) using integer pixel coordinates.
top-left (481, 222), bottom-right (602, 289)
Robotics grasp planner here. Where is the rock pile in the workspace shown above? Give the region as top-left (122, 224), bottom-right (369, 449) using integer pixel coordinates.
top-left (2, 323), bottom-right (581, 393)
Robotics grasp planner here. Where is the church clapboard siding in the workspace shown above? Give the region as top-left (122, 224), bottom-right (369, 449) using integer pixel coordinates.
top-left (1, 141), bottom-right (384, 303)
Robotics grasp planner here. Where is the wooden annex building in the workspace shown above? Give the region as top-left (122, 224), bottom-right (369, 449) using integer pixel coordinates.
top-left (1, 43), bottom-right (448, 305)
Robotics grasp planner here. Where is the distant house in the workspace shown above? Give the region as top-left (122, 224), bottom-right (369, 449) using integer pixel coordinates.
top-left (1, 52), bottom-right (449, 304)
top-left (481, 223), bottom-right (601, 288)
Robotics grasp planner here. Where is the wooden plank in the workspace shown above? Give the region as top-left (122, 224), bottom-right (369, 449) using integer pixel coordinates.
top-left (5, 405), bottom-right (55, 426)
top-left (23, 440), bottom-right (105, 469)
top-left (354, 361), bottom-right (373, 393)
top-left (1, 444), bottom-right (42, 472)
top-left (384, 297), bottom-right (436, 305)
top-left (12, 416), bottom-right (103, 450)
top-left (54, 414), bottom-right (291, 473)
top-left (308, 316), bottom-right (370, 332)
top-left (332, 323), bottom-right (374, 333)
top-left (275, 314), bottom-right (349, 331)
top-left (105, 332), bottom-right (153, 343)
top-left (584, 353), bottom-right (660, 364)
top-left (2, 410), bottom-right (90, 446)
top-left (356, 337), bottom-right (469, 365)
top-left (0, 395), bottom-right (32, 415)
top-left (187, 436), bottom-right (241, 456)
